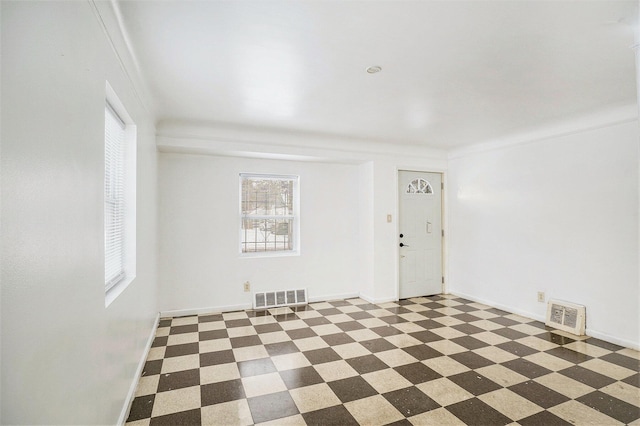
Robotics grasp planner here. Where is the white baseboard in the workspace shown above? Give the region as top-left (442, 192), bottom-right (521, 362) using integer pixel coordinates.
top-left (160, 303), bottom-right (253, 318)
top-left (359, 292), bottom-right (397, 305)
top-left (309, 292), bottom-right (359, 303)
top-left (449, 291), bottom-right (639, 350)
top-left (118, 313), bottom-right (160, 426)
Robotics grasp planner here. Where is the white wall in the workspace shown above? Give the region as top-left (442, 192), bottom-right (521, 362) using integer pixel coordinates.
top-left (448, 120), bottom-right (639, 348)
top-left (158, 154), bottom-right (362, 313)
top-left (1, 2), bottom-right (157, 424)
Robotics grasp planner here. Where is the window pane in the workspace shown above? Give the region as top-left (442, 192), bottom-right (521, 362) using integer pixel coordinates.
top-left (241, 179), bottom-right (293, 216)
top-left (241, 218), bottom-right (293, 252)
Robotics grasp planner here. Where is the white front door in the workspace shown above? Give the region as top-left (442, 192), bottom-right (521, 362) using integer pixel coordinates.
top-left (398, 171), bottom-right (443, 299)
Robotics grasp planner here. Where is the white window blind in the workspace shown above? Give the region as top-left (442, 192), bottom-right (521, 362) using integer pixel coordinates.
top-left (104, 103), bottom-right (126, 290)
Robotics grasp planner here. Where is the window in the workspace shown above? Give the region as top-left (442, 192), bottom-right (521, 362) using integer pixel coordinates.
top-left (104, 82), bottom-right (136, 304)
top-left (240, 174), bottom-right (299, 254)
top-left (104, 102), bottom-right (126, 290)
top-left (406, 178), bottom-right (433, 194)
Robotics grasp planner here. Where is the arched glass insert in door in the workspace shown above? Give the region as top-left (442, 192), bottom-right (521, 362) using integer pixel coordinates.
top-left (406, 178), bottom-right (433, 194)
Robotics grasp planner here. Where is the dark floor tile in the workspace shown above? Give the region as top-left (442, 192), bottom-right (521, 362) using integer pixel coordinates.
top-left (446, 397), bottom-right (511, 426)
top-left (517, 410), bottom-right (573, 426)
top-left (558, 365), bottom-right (616, 389)
top-left (535, 331), bottom-right (575, 345)
top-left (450, 351), bottom-right (494, 369)
top-left (264, 341), bottom-right (299, 357)
top-left (371, 325), bottom-right (404, 337)
top-left (600, 353), bottom-right (640, 371)
top-left (346, 354), bottom-right (389, 374)
top-left (409, 330), bottom-right (444, 343)
top-left (127, 394), bottom-right (155, 421)
top-left (347, 310), bottom-right (374, 320)
top-left (453, 297), bottom-right (473, 304)
top-left (452, 323), bottom-right (485, 335)
top-left (286, 327), bottom-right (317, 340)
top-left (230, 335), bottom-right (262, 348)
top-left (584, 338), bottom-right (624, 352)
top-left (292, 305), bottom-right (312, 312)
top-left (502, 358), bottom-right (552, 379)
top-left (492, 327), bottom-right (528, 341)
top-left (448, 371), bottom-right (502, 396)
top-left (423, 302), bottom-right (446, 310)
top-left (496, 341), bottom-right (539, 357)
top-left (384, 386), bottom-right (439, 417)
top-left (157, 369), bottom-right (200, 392)
top-left (198, 313), bottom-right (223, 322)
top-left (253, 323), bottom-right (283, 334)
top-left (199, 329), bottom-right (228, 341)
top-left (402, 344), bottom-right (443, 361)
top-left (577, 390), bottom-right (640, 424)
top-left (247, 391), bottom-right (299, 424)
top-left (237, 358), bottom-right (277, 377)
top-left (418, 309), bottom-right (446, 319)
top-left (303, 317), bottom-right (331, 326)
top-left (451, 336), bottom-right (490, 350)
top-left (158, 319), bottom-right (172, 327)
top-left (508, 381), bottom-right (570, 408)
top-left (385, 419), bottom-right (413, 426)
top-left (302, 404), bottom-right (359, 426)
top-left (317, 308), bottom-right (343, 316)
top-left (165, 342), bottom-right (199, 359)
top-left (328, 376), bottom-right (378, 403)
top-left (380, 315), bottom-right (408, 324)
top-left (224, 318), bottom-right (251, 328)
top-left (151, 336), bottom-right (168, 347)
top-left (359, 338), bottom-right (397, 353)
top-left (336, 321), bottom-right (366, 332)
top-left (356, 303), bottom-right (381, 311)
top-left (413, 319), bottom-right (445, 330)
top-left (545, 347), bottom-right (592, 364)
top-left (386, 306), bottom-right (413, 315)
top-left (322, 333), bottom-right (355, 346)
top-left (303, 347), bottom-right (342, 365)
top-left (398, 299), bottom-right (416, 305)
top-left (199, 349), bottom-right (235, 367)
top-left (487, 308), bottom-right (511, 316)
top-left (201, 379), bottom-right (245, 406)
top-left (149, 408), bottom-right (201, 426)
top-left (169, 324), bottom-right (199, 335)
top-left (279, 366), bottom-right (324, 389)
top-left (489, 316), bottom-right (520, 327)
top-left (142, 359), bottom-right (163, 376)
top-left (245, 309), bottom-right (270, 317)
top-left (329, 300), bottom-right (352, 307)
top-left (623, 373), bottom-right (640, 388)
top-left (452, 313), bottom-right (484, 323)
top-left (394, 362), bottom-right (441, 384)
top-left (273, 313), bottom-right (300, 322)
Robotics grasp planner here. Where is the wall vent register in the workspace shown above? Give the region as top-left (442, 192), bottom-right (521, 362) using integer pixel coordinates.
top-left (254, 289), bottom-right (307, 309)
top-left (545, 299), bottom-right (586, 336)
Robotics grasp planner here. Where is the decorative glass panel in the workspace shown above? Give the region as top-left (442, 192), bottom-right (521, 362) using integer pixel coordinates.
top-left (406, 178), bottom-right (433, 194)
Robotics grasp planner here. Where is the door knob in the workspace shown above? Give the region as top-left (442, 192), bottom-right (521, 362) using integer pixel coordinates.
top-left (399, 234), bottom-right (404, 238)
top-left (399, 243), bottom-right (409, 247)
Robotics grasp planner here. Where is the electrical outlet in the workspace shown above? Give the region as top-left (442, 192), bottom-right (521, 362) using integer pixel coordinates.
top-left (537, 291), bottom-right (545, 303)
top-left (244, 281), bottom-right (250, 292)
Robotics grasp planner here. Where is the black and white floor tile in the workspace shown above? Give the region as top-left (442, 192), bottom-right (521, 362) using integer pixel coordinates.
top-left (126, 295), bottom-right (640, 425)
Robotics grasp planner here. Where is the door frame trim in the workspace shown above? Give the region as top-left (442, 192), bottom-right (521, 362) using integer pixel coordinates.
top-left (395, 168), bottom-right (447, 300)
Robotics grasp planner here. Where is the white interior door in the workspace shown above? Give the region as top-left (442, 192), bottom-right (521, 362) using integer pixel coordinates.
top-left (399, 171), bottom-right (443, 298)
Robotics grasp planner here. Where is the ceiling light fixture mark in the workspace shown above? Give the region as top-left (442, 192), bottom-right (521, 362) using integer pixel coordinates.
top-left (366, 65), bottom-right (382, 74)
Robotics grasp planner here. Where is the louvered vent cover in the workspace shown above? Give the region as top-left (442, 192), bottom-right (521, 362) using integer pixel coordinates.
top-left (253, 288), bottom-right (307, 310)
top-left (545, 299), bottom-right (586, 336)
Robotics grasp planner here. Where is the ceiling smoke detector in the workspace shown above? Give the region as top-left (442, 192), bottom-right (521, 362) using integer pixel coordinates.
top-left (366, 65), bottom-right (382, 74)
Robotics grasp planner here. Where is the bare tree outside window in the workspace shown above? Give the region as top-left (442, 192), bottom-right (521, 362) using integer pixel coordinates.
top-left (240, 175), bottom-right (298, 253)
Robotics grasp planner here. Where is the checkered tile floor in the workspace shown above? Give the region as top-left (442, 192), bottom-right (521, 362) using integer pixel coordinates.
top-left (126, 295), bottom-right (640, 425)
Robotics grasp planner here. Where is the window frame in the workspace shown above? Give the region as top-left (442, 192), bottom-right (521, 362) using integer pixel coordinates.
top-left (104, 82), bottom-right (137, 306)
top-left (239, 173), bottom-right (300, 257)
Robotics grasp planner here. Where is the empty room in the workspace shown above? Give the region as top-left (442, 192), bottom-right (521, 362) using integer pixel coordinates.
top-left (1, 0), bottom-right (639, 425)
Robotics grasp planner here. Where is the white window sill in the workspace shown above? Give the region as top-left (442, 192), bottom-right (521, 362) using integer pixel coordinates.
top-left (105, 275), bottom-right (135, 307)
top-left (240, 250), bottom-right (300, 259)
